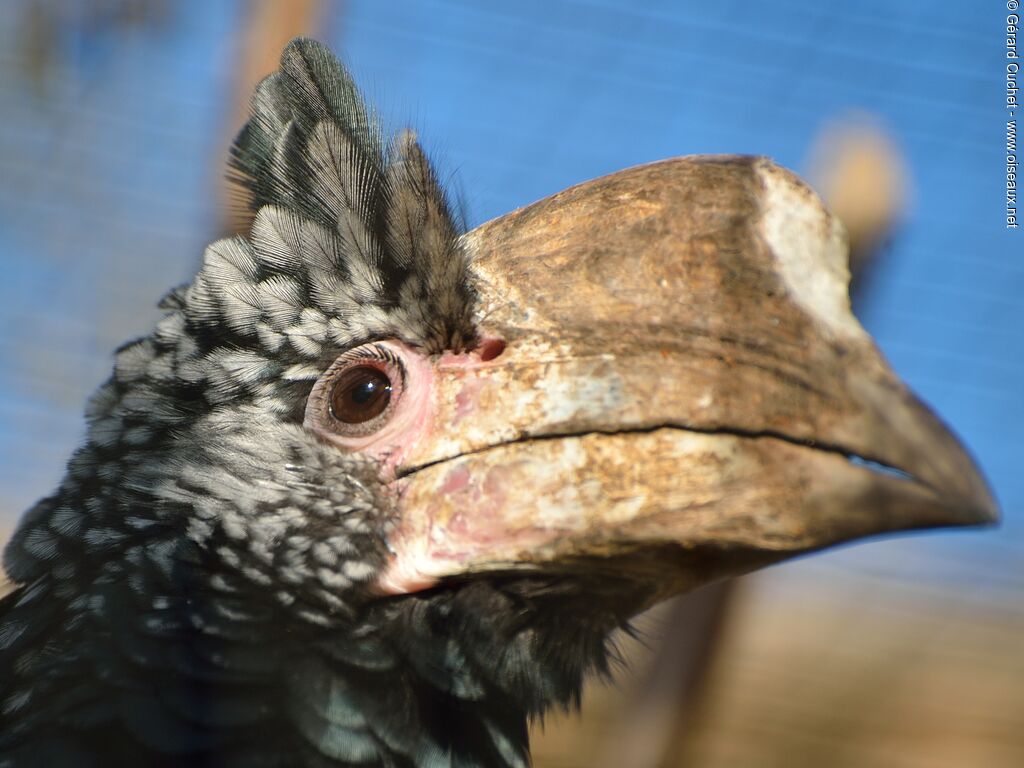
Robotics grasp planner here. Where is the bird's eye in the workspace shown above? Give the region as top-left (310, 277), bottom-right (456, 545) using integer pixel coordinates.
top-left (307, 342), bottom-right (411, 443)
top-left (304, 340), bottom-right (430, 461)
top-left (330, 366), bottom-right (392, 423)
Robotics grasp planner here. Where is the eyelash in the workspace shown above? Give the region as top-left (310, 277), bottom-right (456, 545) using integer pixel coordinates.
top-left (339, 344), bottom-right (404, 373)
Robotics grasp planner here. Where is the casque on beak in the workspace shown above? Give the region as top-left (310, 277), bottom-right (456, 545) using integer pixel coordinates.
top-left (377, 156), bottom-right (998, 597)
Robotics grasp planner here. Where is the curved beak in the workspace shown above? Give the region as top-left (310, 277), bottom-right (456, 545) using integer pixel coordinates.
top-left (378, 156), bottom-right (998, 597)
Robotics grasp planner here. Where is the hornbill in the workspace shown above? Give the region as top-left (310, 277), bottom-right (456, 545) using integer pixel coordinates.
top-left (0, 39), bottom-right (997, 767)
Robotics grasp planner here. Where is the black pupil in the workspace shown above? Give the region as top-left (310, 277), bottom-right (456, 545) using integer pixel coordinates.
top-left (331, 367), bottom-right (392, 424)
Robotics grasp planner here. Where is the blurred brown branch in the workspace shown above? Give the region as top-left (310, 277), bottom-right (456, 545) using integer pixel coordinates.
top-left (220, 0), bottom-right (330, 234)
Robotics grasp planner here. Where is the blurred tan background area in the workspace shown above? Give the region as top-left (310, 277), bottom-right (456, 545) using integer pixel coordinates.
top-left (1, 2), bottom-right (1020, 767)
top-left (532, 555), bottom-right (1024, 768)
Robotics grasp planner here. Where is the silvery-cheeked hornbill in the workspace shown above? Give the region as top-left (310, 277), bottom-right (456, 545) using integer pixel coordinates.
top-left (0, 39), bottom-right (997, 767)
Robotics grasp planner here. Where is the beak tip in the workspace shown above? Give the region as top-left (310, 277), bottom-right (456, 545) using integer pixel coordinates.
top-left (973, 486), bottom-right (1001, 527)
top-left (932, 467), bottom-right (1000, 531)
top-left (944, 444), bottom-right (1001, 529)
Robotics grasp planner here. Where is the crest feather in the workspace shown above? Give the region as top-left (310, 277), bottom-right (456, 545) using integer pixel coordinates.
top-left (228, 38), bottom-right (474, 353)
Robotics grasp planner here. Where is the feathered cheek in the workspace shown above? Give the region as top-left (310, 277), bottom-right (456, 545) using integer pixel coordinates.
top-left (303, 340), bottom-right (436, 476)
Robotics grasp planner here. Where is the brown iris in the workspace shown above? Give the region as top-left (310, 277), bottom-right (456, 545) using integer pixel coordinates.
top-left (329, 366), bottom-right (393, 423)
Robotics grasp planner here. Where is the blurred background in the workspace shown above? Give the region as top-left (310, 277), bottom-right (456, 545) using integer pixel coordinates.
top-left (0, 2), bottom-right (1020, 766)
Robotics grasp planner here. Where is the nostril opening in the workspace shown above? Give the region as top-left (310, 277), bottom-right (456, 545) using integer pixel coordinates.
top-left (478, 338), bottom-right (506, 362)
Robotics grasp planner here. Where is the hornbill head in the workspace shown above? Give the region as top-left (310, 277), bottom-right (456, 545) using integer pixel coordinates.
top-left (0, 38), bottom-right (996, 766)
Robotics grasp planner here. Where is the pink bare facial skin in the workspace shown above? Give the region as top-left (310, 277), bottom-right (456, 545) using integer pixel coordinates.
top-left (374, 459), bottom-right (524, 597)
top-left (303, 337), bottom-right (509, 595)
